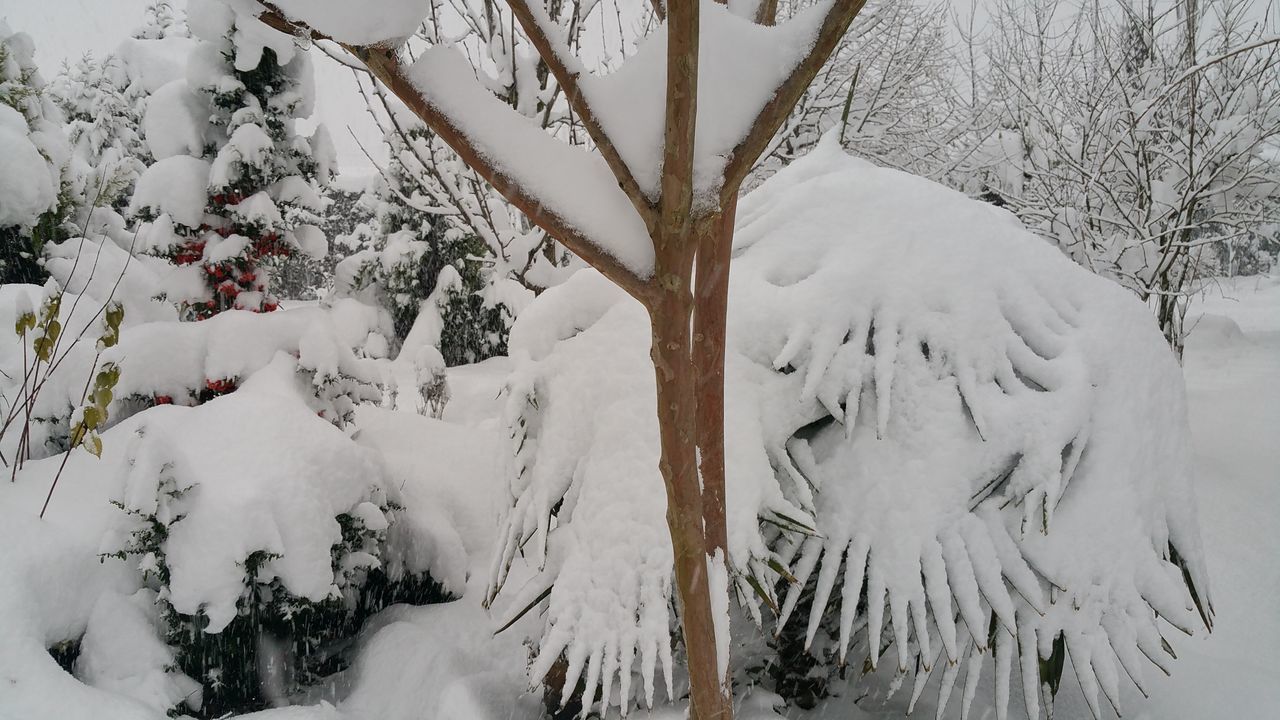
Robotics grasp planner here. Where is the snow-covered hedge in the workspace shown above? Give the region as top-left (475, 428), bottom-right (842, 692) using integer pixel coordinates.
top-left (0, 352), bottom-right (467, 718)
top-left (486, 140), bottom-right (1211, 718)
top-left (96, 358), bottom-right (448, 715)
top-left (1, 283), bottom-right (391, 461)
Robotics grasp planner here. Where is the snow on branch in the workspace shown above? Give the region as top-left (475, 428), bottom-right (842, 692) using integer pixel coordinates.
top-left (506, 0), bottom-right (656, 216)
top-left (577, 0), bottom-right (861, 205)
top-left (402, 48), bottom-right (656, 278)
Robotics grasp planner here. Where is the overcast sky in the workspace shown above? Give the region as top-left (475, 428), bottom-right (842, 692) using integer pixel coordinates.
top-left (2, 0), bottom-right (984, 179)
top-left (9, 1), bottom-right (1273, 180)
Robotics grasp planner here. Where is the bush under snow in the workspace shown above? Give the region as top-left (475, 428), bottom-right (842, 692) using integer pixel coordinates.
top-left (486, 139), bottom-right (1211, 718)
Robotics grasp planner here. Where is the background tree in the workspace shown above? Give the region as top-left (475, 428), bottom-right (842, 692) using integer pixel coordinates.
top-left (961, 0), bottom-right (1280, 354)
top-left (50, 53), bottom-right (148, 214)
top-left (0, 23), bottom-right (77, 285)
top-left (334, 119), bottom-right (523, 364)
top-left (130, 3), bottom-right (333, 320)
top-left (754, 0), bottom-right (972, 185)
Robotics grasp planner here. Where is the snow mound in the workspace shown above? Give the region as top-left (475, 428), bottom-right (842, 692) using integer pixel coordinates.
top-left (0, 121), bottom-right (58, 226)
top-left (104, 357), bottom-right (390, 633)
top-left (142, 80), bottom-right (208, 161)
top-left (486, 138), bottom-right (1210, 718)
top-left (341, 602), bottom-right (533, 720)
top-left (1185, 312), bottom-right (1248, 350)
top-left (130, 155), bottom-right (212, 228)
top-left (2, 292), bottom-right (389, 463)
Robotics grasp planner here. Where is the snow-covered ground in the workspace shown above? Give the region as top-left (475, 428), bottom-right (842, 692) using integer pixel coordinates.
top-left (0, 271), bottom-right (1273, 720)
top-left (1143, 276), bottom-right (1280, 719)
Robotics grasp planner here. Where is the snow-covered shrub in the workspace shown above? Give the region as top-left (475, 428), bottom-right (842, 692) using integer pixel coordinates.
top-left (336, 167), bottom-right (515, 365)
top-left (485, 140), bottom-right (1211, 718)
top-left (128, 0), bottom-right (332, 318)
top-left (3, 294), bottom-right (389, 463)
top-left (0, 23), bottom-right (76, 285)
top-left (99, 359), bottom-right (450, 716)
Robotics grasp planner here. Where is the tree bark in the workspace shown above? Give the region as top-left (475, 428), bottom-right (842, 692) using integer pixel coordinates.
top-left (649, 241), bottom-right (732, 720)
top-left (692, 198), bottom-right (736, 561)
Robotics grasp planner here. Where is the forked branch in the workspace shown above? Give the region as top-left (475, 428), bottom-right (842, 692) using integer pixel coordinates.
top-left (254, 2), bottom-right (651, 298)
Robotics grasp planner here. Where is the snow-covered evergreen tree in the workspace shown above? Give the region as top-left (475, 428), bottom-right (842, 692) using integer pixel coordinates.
top-left (130, 0), bottom-right (332, 320)
top-left (134, 0), bottom-right (186, 41)
top-left (336, 131), bottom-right (515, 365)
top-left (0, 23), bottom-right (76, 285)
top-left (50, 53), bottom-right (147, 214)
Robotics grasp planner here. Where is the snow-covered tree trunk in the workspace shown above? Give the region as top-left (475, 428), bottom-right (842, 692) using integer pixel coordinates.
top-left (247, 1), bottom-right (873, 716)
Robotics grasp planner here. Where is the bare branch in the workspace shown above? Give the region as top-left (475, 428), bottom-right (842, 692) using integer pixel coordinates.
top-left (659, 0), bottom-right (699, 249)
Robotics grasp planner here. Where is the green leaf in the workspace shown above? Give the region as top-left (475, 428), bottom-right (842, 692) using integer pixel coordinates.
top-left (493, 585), bottom-right (553, 636)
top-left (105, 301), bottom-right (124, 329)
top-left (744, 572), bottom-right (780, 615)
top-left (94, 386), bottom-right (113, 407)
top-left (1038, 632), bottom-right (1066, 699)
top-left (767, 557), bottom-right (798, 585)
top-left (15, 311), bottom-right (36, 335)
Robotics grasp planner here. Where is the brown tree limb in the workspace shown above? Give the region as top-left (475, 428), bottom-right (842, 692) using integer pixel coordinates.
top-left (755, 0), bottom-right (779, 26)
top-left (693, 196), bottom-right (736, 562)
top-left (359, 48), bottom-right (651, 297)
top-left (658, 0), bottom-right (700, 254)
top-left (650, 245), bottom-right (731, 720)
top-left (721, 0), bottom-right (870, 195)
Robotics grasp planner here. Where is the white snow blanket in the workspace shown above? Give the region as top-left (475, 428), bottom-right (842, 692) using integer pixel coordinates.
top-left (487, 137), bottom-right (1211, 718)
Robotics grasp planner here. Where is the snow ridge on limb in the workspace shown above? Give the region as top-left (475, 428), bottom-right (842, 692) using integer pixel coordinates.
top-left (402, 48), bottom-right (656, 280)
top-left (578, 1), bottom-right (850, 205)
